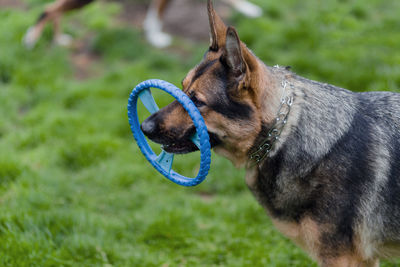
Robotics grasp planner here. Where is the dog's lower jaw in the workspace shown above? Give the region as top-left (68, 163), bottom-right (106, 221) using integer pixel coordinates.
top-left (162, 142), bottom-right (198, 154)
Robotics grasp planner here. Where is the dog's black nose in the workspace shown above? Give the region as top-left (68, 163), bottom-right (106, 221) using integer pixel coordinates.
top-left (141, 118), bottom-right (157, 138)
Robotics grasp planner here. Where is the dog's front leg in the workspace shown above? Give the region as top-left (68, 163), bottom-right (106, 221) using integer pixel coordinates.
top-left (52, 14), bottom-right (72, 46)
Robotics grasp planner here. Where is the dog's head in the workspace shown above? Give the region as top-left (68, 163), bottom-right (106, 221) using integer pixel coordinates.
top-left (141, 0), bottom-right (272, 166)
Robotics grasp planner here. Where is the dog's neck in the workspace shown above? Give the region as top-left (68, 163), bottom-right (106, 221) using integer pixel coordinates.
top-left (249, 72), bottom-right (293, 165)
top-left (214, 59), bottom-right (295, 168)
top-left (247, 64), bottom-right (359, 181)
top-left (246, 65), bottom-right (295, 166)
top-left (259, 65), bottom-right (290, 119)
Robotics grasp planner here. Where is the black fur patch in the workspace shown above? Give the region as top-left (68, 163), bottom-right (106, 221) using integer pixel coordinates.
top-left (209, 94), bottom-right (252, 120)
top-left (74, 0), bottom-right (95, 9)
top-left (36, 12), bottom-right (48, 23)
top-left (191, 59), bottom-right (218, 84)
top-left (382, 133), bottom-right (400, 239)
top-left (207, 62), bottom-right (253, 120)
top-left (315, 109), bottom-right (375, 253)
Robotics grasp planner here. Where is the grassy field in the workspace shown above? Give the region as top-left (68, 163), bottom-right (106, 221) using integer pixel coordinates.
top-left (1, 0), bottom-right (400, 266)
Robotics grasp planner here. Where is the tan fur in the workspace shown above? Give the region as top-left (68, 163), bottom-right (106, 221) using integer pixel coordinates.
top-left (162, 104), bottom-right (193, 139)
top-left (207, 0), bottom-right (227, 50)
top-left (376, 242), bottom-right (400, 259)
top-left (321, 255), bottom-right (379, 267)
top-left (245, 165), bottom-right (258, 188)
top-left (271, 217), bottom-right (321, 261)
top-left (208, 111), bottom-right (260, 166)
top-left (154, 0), bottom-right (170, 17)
top-left (271, 217), bottom-right (381, 267)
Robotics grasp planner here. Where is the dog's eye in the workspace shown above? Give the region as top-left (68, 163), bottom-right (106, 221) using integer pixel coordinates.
top-left (191, 95), bottom-right (206, 107)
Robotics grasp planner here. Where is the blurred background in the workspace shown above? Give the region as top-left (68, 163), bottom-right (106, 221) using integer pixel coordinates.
top-left (1, 0), bottom-right (400, 266)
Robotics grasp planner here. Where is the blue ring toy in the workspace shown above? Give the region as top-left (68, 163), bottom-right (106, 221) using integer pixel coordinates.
top-left (127, 79), bottom-right (211, 186)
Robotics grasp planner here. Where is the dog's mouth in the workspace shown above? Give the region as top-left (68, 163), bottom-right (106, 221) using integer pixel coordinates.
top-left (140, 116), bottom-right (221, 154)
top-left (162, 132), bottom-right (221, 154)
top-left (162, 139), bottom-right (198, 154)
top-left (148, 130), bottom-right (221, 154)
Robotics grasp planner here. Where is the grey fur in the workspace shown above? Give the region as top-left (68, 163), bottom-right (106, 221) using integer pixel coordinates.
top-left (248, 65), bottom-right (400, 262)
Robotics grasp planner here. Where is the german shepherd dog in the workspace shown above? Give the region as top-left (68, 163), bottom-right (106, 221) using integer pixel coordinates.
top-left (140, 1), bottom-right (400, 266)
top-left (22, 0), bottom-right (262, 49)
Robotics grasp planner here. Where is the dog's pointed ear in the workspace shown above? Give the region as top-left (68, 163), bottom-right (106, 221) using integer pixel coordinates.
top-left (208, 0), bottom-right (227, 51)
top-left (224, 26), bottom-right (246, 76)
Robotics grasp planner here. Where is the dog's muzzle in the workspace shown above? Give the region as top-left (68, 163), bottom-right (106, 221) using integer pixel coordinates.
top-left (141, 117), bottom-right (221, 154)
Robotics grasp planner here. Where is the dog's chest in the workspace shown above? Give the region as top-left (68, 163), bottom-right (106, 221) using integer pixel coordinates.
top-left (245, 161), bottom-right (319, 222)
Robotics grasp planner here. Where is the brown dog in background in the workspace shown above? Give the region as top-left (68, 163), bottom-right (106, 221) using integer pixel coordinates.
top-left (23, 0), bottom-right (262, 49)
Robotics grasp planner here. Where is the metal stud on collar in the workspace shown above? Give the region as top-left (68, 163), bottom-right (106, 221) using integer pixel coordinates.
top-left (249, 80), bottom-right (293, 165)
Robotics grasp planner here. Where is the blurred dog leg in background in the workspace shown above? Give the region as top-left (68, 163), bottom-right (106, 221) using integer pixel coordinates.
top-left (222, 0), bottom-right (262, 18)
top-left (23, 0), bottom-right (94, 49)
top-left (143, 0), bottom-right (173, 48)
top-left (144, 0), bottom-right (262, 47)
top-left (23, 0), bottom-right (262, 49)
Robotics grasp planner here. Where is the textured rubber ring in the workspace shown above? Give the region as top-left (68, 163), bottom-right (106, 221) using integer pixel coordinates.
top-left (127, 79), bottom-right (211, 186)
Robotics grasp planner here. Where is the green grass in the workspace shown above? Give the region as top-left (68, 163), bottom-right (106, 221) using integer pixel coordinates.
top-left (1, 0), bottom-right (400, 266)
